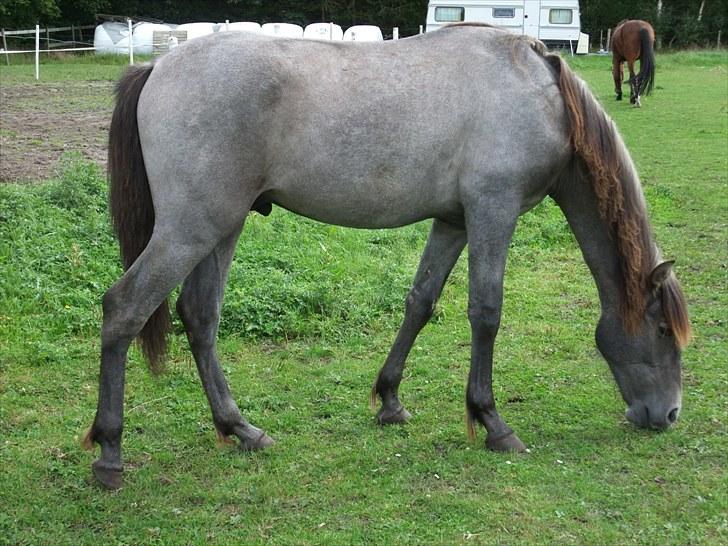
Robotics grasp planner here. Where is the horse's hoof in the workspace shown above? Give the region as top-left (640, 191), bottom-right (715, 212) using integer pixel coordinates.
top-left (485, 431), bottom-right (526, 453)
top-left (92, 460), bottom-right (123, 490)
top-left (376, 405), bottom-right (412, 425)
top-left (240, 431), bottom-right (275, 451)
top-left (616, 95), bottom-right (622, 101)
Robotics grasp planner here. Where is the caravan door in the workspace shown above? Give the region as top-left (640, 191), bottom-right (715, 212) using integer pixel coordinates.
top-left (523, 0), bottom-right (541, 38)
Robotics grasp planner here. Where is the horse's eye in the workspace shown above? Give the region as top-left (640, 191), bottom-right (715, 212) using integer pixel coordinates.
top-left (658, 323), bottom-right (671, 338)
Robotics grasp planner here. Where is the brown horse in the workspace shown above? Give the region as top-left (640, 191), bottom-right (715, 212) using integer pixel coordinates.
top-left (612, 20), bottom-right (656, 107)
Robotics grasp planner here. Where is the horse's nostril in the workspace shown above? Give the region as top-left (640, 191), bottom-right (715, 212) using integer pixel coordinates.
top-left (667, 408), bottom-right (679, 424)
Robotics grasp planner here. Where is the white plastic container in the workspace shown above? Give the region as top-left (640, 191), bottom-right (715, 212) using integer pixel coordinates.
top-left (93, 22), bottom-right (129, 54)
top-left (177, 22), bottom-right (216, 41)
top-left (217, 21), bottom-right (262, 33)
top-left (132, 23), bottom-right (172, 55)
top-left (261, 23), bottom-right (304, 38)
top-left (303, 22), bottom-right (344, 40)
top-left (343, 25), bottom-right (384, 41)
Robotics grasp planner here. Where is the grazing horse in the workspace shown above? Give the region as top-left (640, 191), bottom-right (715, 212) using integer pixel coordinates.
top-left (83, 24), bottom-right (690, 489)
top-left (612, 19), bottom-right (656, 106)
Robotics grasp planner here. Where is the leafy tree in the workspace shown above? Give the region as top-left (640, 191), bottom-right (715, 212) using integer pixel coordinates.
top-left (0, 0), bottom-right (59, 28)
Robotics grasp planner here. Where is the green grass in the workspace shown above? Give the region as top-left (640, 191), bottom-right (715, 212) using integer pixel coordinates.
top-left (1, 51), bottom-right (726, 545)
top-left (0, 53), bottom-right (147, 82)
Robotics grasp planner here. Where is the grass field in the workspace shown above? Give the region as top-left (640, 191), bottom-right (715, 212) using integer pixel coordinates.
top-left (0, 50), bottom-right (726, 545)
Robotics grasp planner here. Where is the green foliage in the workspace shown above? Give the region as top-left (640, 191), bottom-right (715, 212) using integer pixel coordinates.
top-left (0, 154), bottom-right (427, 358)
top-left (0, 0), bottom-right (59, 28)
top-left (580, 0), bottom-right (727, 48)
top-left (0, 157), bottom-right (118, 366)
top-left (219, 213), bottom-right (426, 340)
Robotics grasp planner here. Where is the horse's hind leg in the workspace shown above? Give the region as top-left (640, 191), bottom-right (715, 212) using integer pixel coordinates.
top-left (372, 220), bottom-right (466, 424)
top-left (84, 233), bottom-right (220, 489)
top-left (176, 225), bottom-right (274, 450)
top-left (627, 59), bottom-right (639, 105)
top-left (612, 57), bottom-right (624, 101)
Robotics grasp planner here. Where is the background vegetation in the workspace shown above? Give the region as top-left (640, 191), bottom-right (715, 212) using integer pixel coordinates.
top-left (0, 49), bottom-right (726, 544)
top-left (1, 0), bottom-right (726, 47)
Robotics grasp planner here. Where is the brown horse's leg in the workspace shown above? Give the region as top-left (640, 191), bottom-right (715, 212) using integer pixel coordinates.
top-left (176, 225), bottom-right (274, 450)
top-left (463, 200), bottom-right (525, 453)
top-left (612, 57), bottom-right (624, 101)
top-left (372, 220), bottom-right (466, 424)
top-left (627, 59), bottom-right (638, 105)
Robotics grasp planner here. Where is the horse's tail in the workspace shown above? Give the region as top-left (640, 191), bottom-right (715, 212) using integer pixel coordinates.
top-left (637, 27), bottom-right (655, 96)
top-left (108, 63), bottom-right (171, 374)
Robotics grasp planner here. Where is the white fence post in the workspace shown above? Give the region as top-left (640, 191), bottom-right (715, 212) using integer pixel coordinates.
top-left (128, 18), bottom-right (134, 65)
top-left (35, 24), bottom-right (39, 80)
top-left (393, 27), bottom-right (399, 40)
top-left (225, 19), bottom-right (230, 31)
top-left (419, 25), bottom-right (423, 34)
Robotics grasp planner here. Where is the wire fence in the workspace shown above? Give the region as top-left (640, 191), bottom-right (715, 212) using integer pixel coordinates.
top-left (1, 21), bottom-right (135, 78)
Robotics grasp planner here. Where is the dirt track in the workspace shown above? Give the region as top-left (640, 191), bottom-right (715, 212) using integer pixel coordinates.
top-left (0, 80), bottom-right (113, 183)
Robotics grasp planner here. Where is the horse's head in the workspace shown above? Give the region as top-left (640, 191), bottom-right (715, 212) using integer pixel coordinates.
top-left (595, 261), bottom-right (690, 430)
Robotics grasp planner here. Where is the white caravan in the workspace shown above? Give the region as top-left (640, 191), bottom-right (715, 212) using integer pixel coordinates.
top-left (425, 1), bottom-right (581, 47)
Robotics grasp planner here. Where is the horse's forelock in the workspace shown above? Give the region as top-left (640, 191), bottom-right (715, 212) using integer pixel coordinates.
top-left (663, 276), bottom-right (692, 349)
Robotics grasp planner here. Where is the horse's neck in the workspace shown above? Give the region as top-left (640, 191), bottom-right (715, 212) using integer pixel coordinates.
top-left (551, 174), bottom-right (622, 312)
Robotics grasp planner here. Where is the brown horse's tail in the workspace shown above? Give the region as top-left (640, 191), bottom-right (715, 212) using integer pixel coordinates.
top-left (637, 27), bottom-right (655, 96)
top-left (108, 64), bottom-right (172, 374)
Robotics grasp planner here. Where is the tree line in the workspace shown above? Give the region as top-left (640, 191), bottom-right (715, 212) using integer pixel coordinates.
top-left (1, 0), bottom-right (725, 48)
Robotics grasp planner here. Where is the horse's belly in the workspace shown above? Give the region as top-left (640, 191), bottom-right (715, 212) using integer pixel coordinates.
top-left (268, 177), bottom-right (458, 229)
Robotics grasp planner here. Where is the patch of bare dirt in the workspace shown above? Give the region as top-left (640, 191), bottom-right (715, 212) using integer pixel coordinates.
top-left (0, 80), bottom-right (113, 183)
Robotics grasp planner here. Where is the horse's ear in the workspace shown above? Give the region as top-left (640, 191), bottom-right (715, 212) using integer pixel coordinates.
top-left (650, 260), bottom-right (675, 289)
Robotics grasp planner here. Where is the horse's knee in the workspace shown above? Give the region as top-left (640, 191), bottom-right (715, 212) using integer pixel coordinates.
top-left (467, 305), bottom-right (501, 336)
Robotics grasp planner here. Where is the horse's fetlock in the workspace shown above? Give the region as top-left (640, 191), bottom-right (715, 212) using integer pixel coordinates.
top-left (466, 387), bottom-right (495, 414)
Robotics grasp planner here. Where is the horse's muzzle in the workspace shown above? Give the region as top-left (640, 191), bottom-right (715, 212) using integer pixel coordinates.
top-left (626, 404), bottom-right (680, 430)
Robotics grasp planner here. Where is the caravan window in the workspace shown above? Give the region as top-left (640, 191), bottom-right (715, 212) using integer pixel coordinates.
top-left (549, 9), bottom-right (573, 24)
top-left (434, 7), bottom-right (465, 22)
top-left (493, 8), bottom-right (515, 18)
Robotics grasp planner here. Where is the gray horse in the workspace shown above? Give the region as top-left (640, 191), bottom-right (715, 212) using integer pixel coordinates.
top-left (83, 24), bottom-right (691, 489)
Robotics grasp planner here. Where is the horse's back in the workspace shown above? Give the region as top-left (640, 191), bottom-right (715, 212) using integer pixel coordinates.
top-left (137, 26), bottom-right (570, 229)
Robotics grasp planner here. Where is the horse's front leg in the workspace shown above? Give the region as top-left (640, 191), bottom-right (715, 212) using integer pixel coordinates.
top-left (371, 220), bottom-right (466, 424)
top-left (464, 203), bottom-right (526, 452)
top-left (176, 226), bottom-right (274, 451)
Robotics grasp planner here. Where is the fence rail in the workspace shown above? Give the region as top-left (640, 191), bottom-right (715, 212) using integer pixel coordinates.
top-left (1, 22), bottom-right (135, 77)
top-left (2, 24), bottom-right (95, 36)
